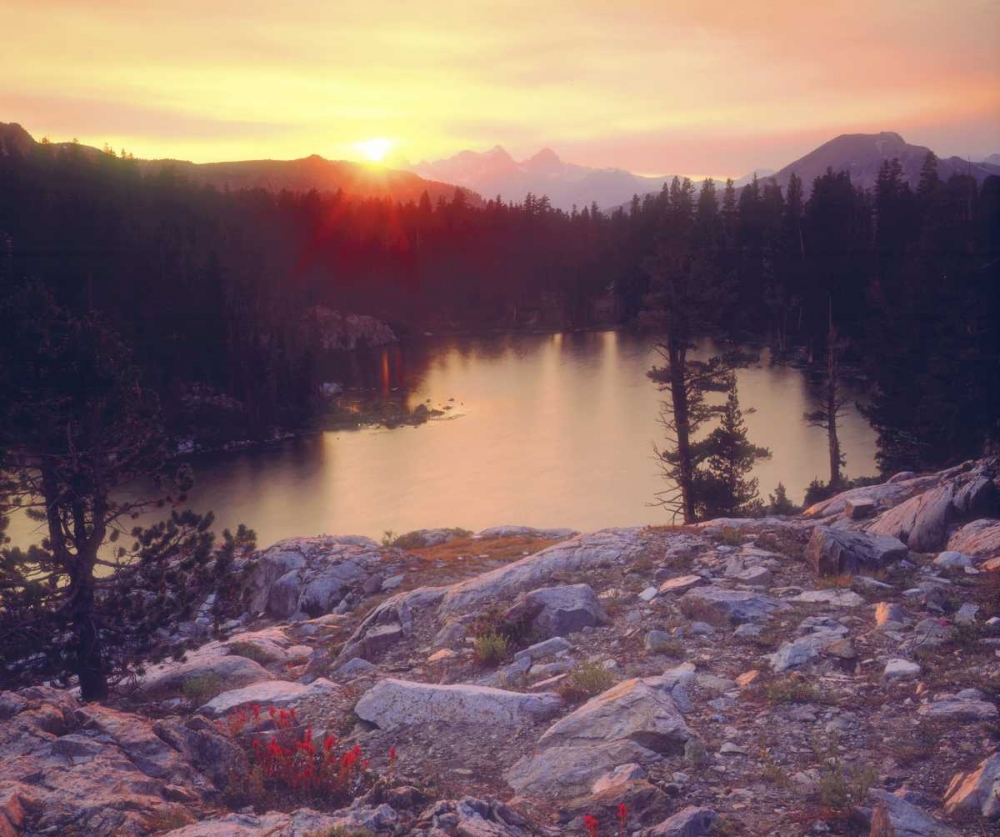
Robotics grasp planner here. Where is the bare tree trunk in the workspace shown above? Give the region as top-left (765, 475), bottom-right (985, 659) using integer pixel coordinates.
top-left (668, 338), bottom-right (696, 523)
top-left (826, 300), bottom-right (842, 487)
top-left (72, 561), bottom-right (108, 702)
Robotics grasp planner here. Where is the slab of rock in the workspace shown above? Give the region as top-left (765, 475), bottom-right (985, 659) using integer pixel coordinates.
top-left (355, 679), bottom-right (562, 731)
top-left (845, 497), bottom-right (878, 519)
top-left (514, 636), bottom-right (573, 662)
top-left (866, 466), bottom-right (996, 552)
top-left (591, 762), bottom-right (647, 793)
top-left (884, 659), bottom-right (921, 680)
top-left (139, 648), bottom-right (271, 697)
top-left (658, 574), bottom-right (708, 595)
top-left (944, 753), bottom-right (1000, 818)
top-left (918, 689), bottom-right (998, 722)
top-left (644, 806), bottom-right (717, 836)
top-left (733, 566), bottom-right (773, 586)
top-left (679, 586), bottom-right (789, 625)
top-left (790, 588), bottom-right (866, 607)
top-left (198, 678), bottom-right (340, 717)
top-left (644, 630), bottom-right (678, 653)
top-left (161, 808), bottom-right (375, 836)
top-left (518, 584), bottom-right (607, 637)
top-left (946, 518), bottom-right (1000, 559)
top-left (866, 789), bottom-right (961, 837)
top-left (506, 674), bottom-right (694, 798)
top-left (768, 629), bottom-right (849, 672)
top-left (807, 526), bottom-right (908, 576)
top-left (438, 528), bottom-right (645, 615)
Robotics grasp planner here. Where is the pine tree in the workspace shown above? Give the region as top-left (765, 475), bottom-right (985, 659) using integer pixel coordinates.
top-left (692, 383), bottom-right (771, 519)
top-left (0, 285), bottom-right (256, 699)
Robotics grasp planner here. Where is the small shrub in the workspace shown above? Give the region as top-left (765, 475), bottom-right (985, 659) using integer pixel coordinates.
top-left (812, 732), bottom-right (878, 812)
top-left (717, 526), bottom-right (743, 547)
top-left (684, 737), bottom-right (709, 768)
top-left (182, 673), bottom-right (225, 704)
top-left (759, 748), bottom-right (791, 787)
top-left (227, 641), bottom-right (276, 665)
top-left (763, 677), bottom-right (821, 704)
top-left (380, 530), bottom-right (397, 548)
top-left (473, 632), bottom-right (510, 666)
top-left (767, 483), bottom-right (800, 516)
top-left (470, 604), bottom-right (535, 648)
top-left (557, 661), bottom-right (615, 701)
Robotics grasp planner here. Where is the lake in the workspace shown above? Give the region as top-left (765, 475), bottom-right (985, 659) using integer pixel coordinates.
top-left (8, 331), bottom-right (879, 550)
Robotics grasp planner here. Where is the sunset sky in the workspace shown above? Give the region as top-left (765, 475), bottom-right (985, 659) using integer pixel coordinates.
top-left (3, 0), bottom-right (999, 177)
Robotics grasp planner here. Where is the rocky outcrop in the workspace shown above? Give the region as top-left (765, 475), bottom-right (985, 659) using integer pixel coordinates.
top-left (335, 585), bottom-right (446, 663)
top-left (865, 789), bottom-right (961, 837)
top-left (438, 528), bottom-right (645, 616)
top-left (944, 753), bottom-right (1000, 818)
top-left (355, 679), bottom-right (563, 731)
top-left (506, 672), bottom-right (694, 798)
top-left (0, 685), bottom-right (235, 836)
top-left (249, 536), bottom-right (397, 619)
top-left (139, 647), bottom-right (272, 698)
top-left (644, 806), bottom-right (717, 837)
top-left (866, 461), bottom-right (997, 552)
top-left (806, 526), bottom-right (908, 576)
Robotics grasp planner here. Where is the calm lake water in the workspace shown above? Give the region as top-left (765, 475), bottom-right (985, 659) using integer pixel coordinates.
top-left (9, 332), bottom-right (878, 550)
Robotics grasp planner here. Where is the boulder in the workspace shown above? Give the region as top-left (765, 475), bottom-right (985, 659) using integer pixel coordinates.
top-left (506, 673), bottom-right (694, 798)
top-left (932, 551), bottom-right (974, 569)
top-left (883, 659), bottom-right (921, 680)
top-left (845, 497), bottom-right (878, 520)
top-left (944, 753), bottom-right (1000, 818)
top-left (679, 586), bottom-right (789, 625)
top-left (518, 584), bottom-right (607, 637)
top-left (354, 679), bottom-right (563, 731)
top-left (865, 789), bottom-right (961, 837)
top-left (198, 678), bottom-right (340, 717)
top-left (806, 526), bottom-right (908, 576)
top-left (768, 628), bottom-right (849, 672)
top-left (514, 636), bottom-right (573, 662)
top-left (644, 806), bottom-right (717, 837)
top-left (946, 518), bottom-right (1000, 559)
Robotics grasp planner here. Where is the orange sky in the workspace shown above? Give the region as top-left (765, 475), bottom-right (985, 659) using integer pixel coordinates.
top-left (2, 0), bottom-right (998, 176)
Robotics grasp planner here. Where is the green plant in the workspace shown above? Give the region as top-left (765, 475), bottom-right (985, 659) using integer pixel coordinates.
top-left (763, 677), bottom-right (821, 704)
top-left (557, 661), bottom-right (615, 701)
top-left (812, 732), bottom-right (878, 812)
top-left (380, 530), bottom-right (397, 548)
top-left (182, 673), bottom-right (225, 703)
top-left (759, 748), bottom-right (791, 787)
top-left (684, 737), bottom-right (709, 768)
top-left (226, 641), bottom-right (276, 665)
top-left (717, 526), bottom-right (744, 547)
top-left (473, 632), bottom-right (510, 666)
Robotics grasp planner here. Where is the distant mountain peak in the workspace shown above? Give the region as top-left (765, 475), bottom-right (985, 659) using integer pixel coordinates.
top-left (528, 147), bottom-right (561, 165)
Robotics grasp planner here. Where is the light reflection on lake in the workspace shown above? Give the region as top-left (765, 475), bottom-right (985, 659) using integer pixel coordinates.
top-left (8, 332), bottom-right (878, 550)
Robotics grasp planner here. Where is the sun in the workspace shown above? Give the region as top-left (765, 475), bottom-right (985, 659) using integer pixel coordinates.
top-left (354, 137), bottom-right (394, 163)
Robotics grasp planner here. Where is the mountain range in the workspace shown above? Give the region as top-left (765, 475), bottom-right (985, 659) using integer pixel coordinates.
top-left (3, 120), bottom-right (998, 212)
top-left (0, 122), bottom-right (480, 208)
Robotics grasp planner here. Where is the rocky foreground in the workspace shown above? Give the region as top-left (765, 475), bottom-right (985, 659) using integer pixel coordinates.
top-left (3, 462), bottom-right (1000, 836)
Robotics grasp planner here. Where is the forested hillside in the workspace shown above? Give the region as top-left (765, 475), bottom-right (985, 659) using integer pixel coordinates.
top-left (1, 128), bottom-right (997, 471)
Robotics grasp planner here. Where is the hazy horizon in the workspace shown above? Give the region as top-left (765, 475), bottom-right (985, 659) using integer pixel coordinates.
top-left (3, 0), bottom-right (997, 174)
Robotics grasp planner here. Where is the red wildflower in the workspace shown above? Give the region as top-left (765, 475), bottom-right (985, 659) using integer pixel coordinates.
top-left (251, 703), bottom-right (261, 721)
top-left (388, 745), bottom-right (397, 764)
top-left (323, 735), bottom-right (336, 752)
top-left (617, 803), bottom-right (628, 836)
top-left (583, 814), bottom-right (600, 837)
